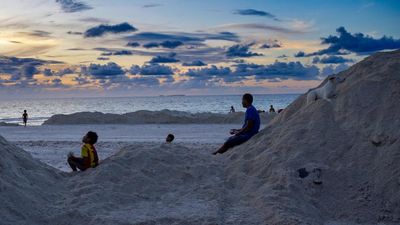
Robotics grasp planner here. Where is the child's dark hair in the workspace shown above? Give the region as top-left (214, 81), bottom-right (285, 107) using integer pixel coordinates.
top-left (87, 131), bottom-right (98, 144)
top-left (166, 133), bottom-right (175, 142)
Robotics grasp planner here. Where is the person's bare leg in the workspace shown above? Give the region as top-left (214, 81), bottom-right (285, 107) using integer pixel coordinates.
top-left (213, 144), bottom-right (229, 155)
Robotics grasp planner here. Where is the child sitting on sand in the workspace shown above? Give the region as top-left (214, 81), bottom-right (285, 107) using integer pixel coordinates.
top-left (67, 131), bottom-right (99, 171)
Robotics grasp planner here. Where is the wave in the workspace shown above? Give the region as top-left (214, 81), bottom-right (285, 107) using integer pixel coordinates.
top-left (42, 109), bottom-right (276, 125)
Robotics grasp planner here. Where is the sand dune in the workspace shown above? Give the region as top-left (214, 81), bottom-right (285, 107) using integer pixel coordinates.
top-left (43, 109), bottom-right (275, 125)
top-left (0, 50), bottom-right (399, 224)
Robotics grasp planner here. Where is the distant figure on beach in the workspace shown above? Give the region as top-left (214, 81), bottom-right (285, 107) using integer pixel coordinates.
top-left (213, 93), bottom-right (260, 155)
top-left (166, 133), bottom-right (175, 143)
top-left (230, 106), bottom-right (235, 113)
top-left (269, 105), bottom-right (276, 113)
top-left (67, 131), bottom-right (99, 171)
top-left (22, 110), bottom-right (28, 127)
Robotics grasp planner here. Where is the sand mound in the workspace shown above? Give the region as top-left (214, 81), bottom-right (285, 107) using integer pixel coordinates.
top-left (0, 135), bottom-right (63, 225)
top-left (43, 109), bottom-right (275, 125)
top-left (0, 122), bottom-right (19, 126)
top-left (224, 50), bottom-right (400, 224)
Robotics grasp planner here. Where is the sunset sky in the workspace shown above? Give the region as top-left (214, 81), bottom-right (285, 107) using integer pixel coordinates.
top-left (0, 0), bottom-right (399, 98)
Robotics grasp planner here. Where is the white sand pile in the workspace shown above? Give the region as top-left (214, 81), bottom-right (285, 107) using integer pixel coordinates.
top-left (0, 122), bottom-right (19, 126)
top-left (0, 137), bottom-right (262, 224)
top-left (43, 109), bottom-right (275, 125)
top-left (224, 50), bottom-right (400, 224)
top-left (0, 135), bottom-right (64, 224)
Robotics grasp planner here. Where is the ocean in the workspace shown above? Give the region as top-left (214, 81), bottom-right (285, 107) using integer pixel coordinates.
top-left (0, 94), bottom-right (299, 125)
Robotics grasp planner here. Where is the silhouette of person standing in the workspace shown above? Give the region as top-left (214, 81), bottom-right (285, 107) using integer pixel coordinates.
top-left (22, 110), bottom-right (28, 127)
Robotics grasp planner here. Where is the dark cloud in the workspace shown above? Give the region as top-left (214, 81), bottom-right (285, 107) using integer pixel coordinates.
top-left (84, 22), bottom-right (137, 38)
top-left (226, 44), bottom-right (263, 58)
top-left (43, 68), bottom-right (54, 76)
top-left (234, 9), bottom-right (279, 21)
top-left (143, 42), bottom-right (160, 49)
top-left (0, 56), bottom-right (61, 81)
top-left (56, 0), bottom-right (92, 13)
top-left (312, 55), bottom-right (353, 64)
top-left (143, 4), bottom-right (162, 8)
top-left (294, 51), bottom-right (306, 57)
top-left (124, 31), bottom-right (239, 46)
top-left (129, 64), bottom-right (174, 75)
top-left (97, 57), bottom-right (110, 61)
top-left (308, 27), bottom-right (400, 56)
top-left (160, 41), bottom-right (183, 49)
top-left (82, 62), bottom-right (125, 78)
top-left (149, 53), bottom-right (180, 63)
top-left (112, 50), bottom-right (133, 55)
top-left (260, 41), bottom-right (281, 49)
top-left (67, 31), bottom-right (83, 35)
top-left (126, 42), bottom-right (140, 47)
top-left (182, 60), bottom-right (207, 67)
top-left (183, 61), bottom-right (320, 82)
top-left (142, 40), bottom-right (183, 49)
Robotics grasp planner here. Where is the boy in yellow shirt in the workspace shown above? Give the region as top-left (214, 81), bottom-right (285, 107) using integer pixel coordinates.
top-left (67, 131), bottom-right (99, 171)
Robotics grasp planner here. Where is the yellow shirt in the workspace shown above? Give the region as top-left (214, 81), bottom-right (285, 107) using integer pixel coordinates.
top-left (81, 143), bottom-right (99, 167)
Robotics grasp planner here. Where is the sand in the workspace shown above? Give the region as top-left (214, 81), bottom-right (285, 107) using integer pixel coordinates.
top-left (42, 109), bottom-right (275, 125)
top-left (0, 50), bottom-right (400, 224)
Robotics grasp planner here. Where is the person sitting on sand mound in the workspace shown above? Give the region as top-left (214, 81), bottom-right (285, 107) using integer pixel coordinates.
top-left (67, 131), bottom-right (99, 171)
top-left (213, 93), bottom-right (260, 155)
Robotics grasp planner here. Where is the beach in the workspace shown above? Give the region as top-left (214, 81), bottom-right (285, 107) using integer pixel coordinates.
top-left (1, 50), bottom-right (400, 224)
top-left (0, 124), bottom-right (240, 171)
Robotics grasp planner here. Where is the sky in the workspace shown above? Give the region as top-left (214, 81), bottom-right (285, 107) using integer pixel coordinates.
top-left (0, 0), bottom-right (399, 98)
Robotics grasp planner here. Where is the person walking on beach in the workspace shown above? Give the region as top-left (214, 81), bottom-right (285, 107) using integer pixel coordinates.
top-left (230, 106), bottom-right (235, 113)
top-left (213, 93), bottom-right (260, 155)
top-left (22, 110), bottom-right (28, 127)
top-left (269, 105), bottom-right (276, 113)
top-left (68, 131), bottom-right (99, 171)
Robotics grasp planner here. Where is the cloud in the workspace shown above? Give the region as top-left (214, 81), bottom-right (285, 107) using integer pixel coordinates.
top-left (124, 31), bottom-right (239, 46)
top-left (129, 64), bottom-right (174, 75)
top-left (142, 40), bottom-right (184, 49)
top-left (112, 50), bottom-right (133, 55)
top-left (160, 41), bottom-right (183, 49)
top-left (182, 60), bottom-right (207, 67)
top-left (79, 17), bottom-right (110, 23)
top-left (294, 51), bottom-right (306, 57)
top-left (84, 22), bottom-right (137, 38)
top-left (143, 42), bottom-right (160, 49)
top-left (56, 0), bottom-right (92, 13)
top-left (0, 56), bottom-right (61, 81)
top-left (234, 9), bottom-right (279, 21)
top-left (312, 55), bottom-right (353, 64)
top-left (143, 4), bottom-right (162, 8)
top-left (321, 63), bottom-right (349, 76)
top-left (260, 40), bottom-right (281, 49)
top-left (82, 62), bottom-right (125, 78)
top-left (126, 42), bottom-right (140, 47)
top-left (17, 30), bottom-right (52, 38)
top-left (67, 31), bottom-right (83, 35)
top-left (226, 44), bottom-right (263, 58)
top-left (97, 57), bottom-right (109, 61)
top-left (308, 26), bottom-right (400, 56)
top-left (183, 61), bottom-right (320, 82)
top-left (216, 23), bottom-right (308, 34)
top-left (149, 53), bottom-right (180, 63)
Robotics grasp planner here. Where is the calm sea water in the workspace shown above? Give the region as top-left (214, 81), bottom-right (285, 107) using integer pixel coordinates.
top-left (0, 94), bottom-right (299, 125)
